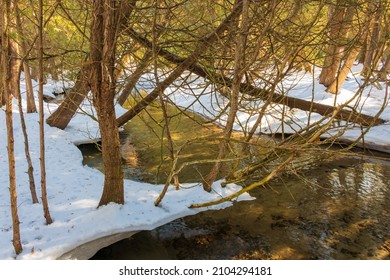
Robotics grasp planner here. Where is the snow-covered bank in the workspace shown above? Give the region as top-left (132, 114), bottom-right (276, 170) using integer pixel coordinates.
top-left (0, 82), bottom-right (253, 260)
top-left (1, 66), bottom-right (388, 260)
top-left (168, 67), bottom-right (389, 153)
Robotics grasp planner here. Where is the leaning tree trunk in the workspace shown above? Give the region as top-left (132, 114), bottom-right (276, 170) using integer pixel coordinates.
top-left (117, 49), bottom-right (152, 106)
top-left (46, 65), bottom-right (90, 129)
top-left (90, 0), bottom-right (124, 206)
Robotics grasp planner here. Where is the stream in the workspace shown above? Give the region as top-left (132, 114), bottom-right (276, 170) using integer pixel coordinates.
top-left (81, 104), bottom-right (390, 260)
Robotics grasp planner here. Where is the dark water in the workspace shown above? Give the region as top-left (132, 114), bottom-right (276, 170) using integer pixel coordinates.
top-left (89, 153), bottom-right (390, 260)
top-left (82, 105), bottom-right (390, 260)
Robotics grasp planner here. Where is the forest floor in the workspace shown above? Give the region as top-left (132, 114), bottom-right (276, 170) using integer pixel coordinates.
top-left (0, 66), bottom-right (389, 259)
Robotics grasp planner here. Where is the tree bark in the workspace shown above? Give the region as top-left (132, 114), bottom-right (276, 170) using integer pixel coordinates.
top-left (46, 0), bottom-right (136, 130)
top-left (362, 0), bottom-right (383, 77)
top-left (89, 0), bottom-right (124, 206)
top-left (15, 0), bottom-right (37, 113)
top-left (38, 0), bottom-right (53, 225)
top-left (1, 0), bottom-right (23, 255)
top-left (319, 3), bottom-right (355, 88)
top-left (46, 64), bottom-right (90, 129)
top-left (117, 49), bottom-right (152, 106)
top-left (326, 12), bottom-right (372, 94)
top-left (8, 12), bottom-right (21, 101)
top-left (327, 46), bottom-right (360, 94)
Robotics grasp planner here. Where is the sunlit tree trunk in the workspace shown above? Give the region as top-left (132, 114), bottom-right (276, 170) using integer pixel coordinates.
top-left (46, 65), bottom-right (90, 129)
top-left (15, 0), bottom-right (37, 113)
top-left (327, 47), bottom-right (360, 94)
top-left (319, 2), bottom-right (355, 88)
top-left (89, 0), bottom-right (124, 206)
top-left (7, 10), bottom-right (21, 101)
top-left (46, 0), bottom-right (135, 130)
top-left (362, 0), bottom-right (383, 77)
top-left (117, 49), bottom-right (152, 106)
top-left (378, 48), bottom-right (390, 81)
top-left (38, 0), bottom-right (53, 224)
top-left (327, 11), bottom-right (372, 94)
top-left (1, 0), bottom-right (23, 255)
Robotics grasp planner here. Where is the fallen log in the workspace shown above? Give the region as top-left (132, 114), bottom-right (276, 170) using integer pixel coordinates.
top-left (125, 27), bottom-right (386, 127)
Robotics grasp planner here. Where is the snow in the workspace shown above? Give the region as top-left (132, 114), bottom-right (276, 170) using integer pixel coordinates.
top-left (1, 66), bottom-right (389, 260)
top-left (0, 79), bottom-right (253, 260)
top-left (168, 66), bottom-right (389, 152)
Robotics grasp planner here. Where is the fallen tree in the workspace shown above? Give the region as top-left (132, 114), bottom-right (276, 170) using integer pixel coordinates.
top-left (121, 27), bottom-right (386, 127)
top-left (48, 0), bottom-right (386, 130)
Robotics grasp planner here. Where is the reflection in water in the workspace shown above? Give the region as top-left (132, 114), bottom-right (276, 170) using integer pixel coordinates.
top-left (90, 153), bottom-right (390, 260)
top-left (85, 101), bottom-right (390, 260)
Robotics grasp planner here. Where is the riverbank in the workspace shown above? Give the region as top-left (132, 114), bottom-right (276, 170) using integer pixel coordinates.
top-left (92, 151), bottom-right (390, 260)
top-left (0, 81), bottom-right (252, 260)
top-left (1, 66), bottom-right (388, 259)
top-left (168, 67), bottom-right (389, 153)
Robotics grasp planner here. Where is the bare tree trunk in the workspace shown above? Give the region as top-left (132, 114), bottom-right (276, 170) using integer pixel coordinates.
top-left (327, 48), bottom-right (360, 94)
top-left (89, 0), bottom-right (124, 206)
top-left (14, 56), bottom-right (39, 204)
top-left (5, 73), bottom-right (23, 255)
top-left (38, 0), bottom-right (53, 224)
top-left (8, 16), bottom-right (21, 101)
top-left (202, 0), bottom-right (249, 192)
top-left (1, 0), bottom-right (23, 255)
top-left (362, 0), bottom-right (383, 76)
top-left (319, 4), bottom-right (343, 87)
top-left (327, 12), bottom-right (372, 94)
top-left (117, 49), bottom-right (152, 106)
top-left (46, 65), bottom-right (90, 129)
top-left (15, 0), bottom-right (37, 113)
top-left (46, 0), bottom-right (136, 130)
top-left (378, 48), bottom-right (390, 81)
top-left (319, 3), bottom-right (355, 88)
